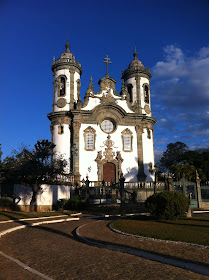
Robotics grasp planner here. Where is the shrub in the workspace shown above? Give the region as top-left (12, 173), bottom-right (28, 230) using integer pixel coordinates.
top-left (64, 195), bottom-right (85, 210)
top-left (145, 191), bottom-right (189, 219)
top-left (0, 196), bottom-right (14, 209)
top-left (54, 198), bottom-right (68, 210)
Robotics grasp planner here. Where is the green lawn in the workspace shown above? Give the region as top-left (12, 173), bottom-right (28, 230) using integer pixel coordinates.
top-left (0, 211), bottom-right (75, 222)
top-left (112, 215), bottom-right (209, 246)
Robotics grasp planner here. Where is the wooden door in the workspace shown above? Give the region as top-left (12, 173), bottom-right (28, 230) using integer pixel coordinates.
top-left (103, 163), bottom-right (116, 182)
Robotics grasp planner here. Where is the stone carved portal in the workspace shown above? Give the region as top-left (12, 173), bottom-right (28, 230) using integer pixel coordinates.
top-left (95, 135), bottom-right (123, 183)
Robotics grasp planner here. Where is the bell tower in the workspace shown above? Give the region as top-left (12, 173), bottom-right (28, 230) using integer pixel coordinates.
top-left (122, 49), bottom-right (155, 181)
top-left (47, 40), bottom-right (82, 170)
top-left (122, 48), bottom-right (152, 117)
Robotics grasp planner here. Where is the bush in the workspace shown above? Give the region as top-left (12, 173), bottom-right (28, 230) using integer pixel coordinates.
top-left (64, 195), bottom-right (85, 210)
top-left (54, 198), bottom-right (69, 210)
top-left (0, 196), bottom-right (14, 209)
top-left (55, 195), bottom-right (86, 211)
top-left (145, 191), bottom-right (189, 220)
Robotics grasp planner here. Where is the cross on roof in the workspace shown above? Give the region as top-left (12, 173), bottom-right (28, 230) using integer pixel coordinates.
top-left (103, 55), bottom-right (112, 77)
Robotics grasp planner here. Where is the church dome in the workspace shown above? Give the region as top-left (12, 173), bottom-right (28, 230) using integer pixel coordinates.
top-left (128, 49), bottom-right (144, 68)
top-left (52, 39), bottom-right (82, 74)
top-left (122, 48), bottom-right (151, 80)
top-left (60, 41), bottom-right (75, 60)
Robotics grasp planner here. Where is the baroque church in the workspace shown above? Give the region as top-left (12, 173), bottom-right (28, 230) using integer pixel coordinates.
top-left (47, 41), bottom-right (157, 184)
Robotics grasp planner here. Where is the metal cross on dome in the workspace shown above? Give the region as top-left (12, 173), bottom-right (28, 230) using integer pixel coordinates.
top-left (103, 55), bottom-right (112, 77)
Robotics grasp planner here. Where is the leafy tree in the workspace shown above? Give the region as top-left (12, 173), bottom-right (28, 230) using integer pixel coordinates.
top-left (183, 149), bottom-right (209, 181)
top-left (1, 140), bottom-right (67, 211)
top-left (170, 164), bottom-right (197, 181)
top-left (160, 142), bottom-right (188, 171)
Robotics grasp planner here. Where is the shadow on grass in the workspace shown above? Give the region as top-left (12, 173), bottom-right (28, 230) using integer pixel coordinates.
top-left (0, 211), bottom-right (29, 221)
top-left (2, 215), bottom-right (209, 275)
top-left (76, 226), bottom-right (209, 271)
top-left (25, 217), bottom-right (209, 269)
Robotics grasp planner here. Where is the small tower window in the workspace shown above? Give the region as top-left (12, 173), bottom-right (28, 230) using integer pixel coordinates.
top-left (127, 84), bottom-right (133, 103)
top-left (58, 76), bottom-right (66, 97)
top-left (147, 129), bottom-right (151, 139)
top-left (144, 85), bottom-right (149, 103)
top-left (121, 128), bottom-right (133, 152)
top-left (58, 125), bottom-right (64, 134)
top-left (84, 126), bottom-right (96, 151)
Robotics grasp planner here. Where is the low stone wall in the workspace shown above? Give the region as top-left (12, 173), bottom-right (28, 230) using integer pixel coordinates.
top-left (199, 201), bottom-right (209, 209)
top-left (13, 184), bottom-right (72, 212)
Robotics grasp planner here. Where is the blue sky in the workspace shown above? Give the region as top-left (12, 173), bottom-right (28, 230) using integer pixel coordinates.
top-left (0, 0), bottom-right (209, 161)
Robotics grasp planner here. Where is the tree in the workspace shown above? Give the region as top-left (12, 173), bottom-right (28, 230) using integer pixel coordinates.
top-left (160, 142), bottom-right (188, 171)
top-left (170, 164), bottom-right (196, 181)
top-left (183, 149), bottom-right (209, 181)
top-left (1, 140), bottom-right (67, 211)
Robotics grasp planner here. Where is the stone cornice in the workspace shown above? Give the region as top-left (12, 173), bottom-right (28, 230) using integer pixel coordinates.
top-left (71, 106), bottom-right (157, 126)
top-left (122, 66), bottom-right (151, 80)
top-left (47, 111), bottom-right (71, 121)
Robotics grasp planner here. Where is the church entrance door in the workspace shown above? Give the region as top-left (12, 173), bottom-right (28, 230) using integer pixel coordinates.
top-left (103, 162), bottom-right (116, 182)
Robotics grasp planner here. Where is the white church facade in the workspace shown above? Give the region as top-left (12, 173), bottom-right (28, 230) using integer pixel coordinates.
top-left (47, 41), bottom-right (157, 184)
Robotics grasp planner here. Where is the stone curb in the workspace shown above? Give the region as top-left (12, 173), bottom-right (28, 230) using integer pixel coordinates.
top-left (0, 217), bottom-right (80, 238)
top-left (75, 221), bottom-right (209, 277)
top-left (109, 222), bottom-right (209, 250)
top-left (0, 212), bottom-right (82, 224)
top-left (0, 251), bottom-right (53, 280)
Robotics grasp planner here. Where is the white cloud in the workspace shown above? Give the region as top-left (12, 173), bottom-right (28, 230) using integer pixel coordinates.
top-left (198, 46), bottom-right (209, 58)
top-left (152, 45), bottom-right (209, 152)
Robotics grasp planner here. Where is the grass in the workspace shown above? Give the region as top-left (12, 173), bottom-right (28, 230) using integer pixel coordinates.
top-left (0, 210), bottom-right (76, 222)
top-left (112, 215), bottom-right (209, 246)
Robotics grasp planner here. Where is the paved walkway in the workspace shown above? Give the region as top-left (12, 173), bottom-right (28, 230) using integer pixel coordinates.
top-left (0, 214), bottom-right (209, 280)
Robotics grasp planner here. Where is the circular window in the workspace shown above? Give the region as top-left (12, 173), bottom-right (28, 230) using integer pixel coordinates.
top-left (101, 120), bottom-right (114, 133)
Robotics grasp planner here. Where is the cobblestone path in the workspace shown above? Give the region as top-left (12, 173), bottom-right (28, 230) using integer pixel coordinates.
top-left (0, 216), bottom-right (209, 280)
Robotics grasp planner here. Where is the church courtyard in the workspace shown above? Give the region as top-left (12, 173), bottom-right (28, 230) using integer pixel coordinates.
top-left (0, 213), bottom-right (209, 280)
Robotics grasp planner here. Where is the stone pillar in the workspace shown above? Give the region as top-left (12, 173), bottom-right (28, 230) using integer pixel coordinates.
top-left (50, 125), bottom-right (54, 144)
top-left (120, 174), bottom-right (125, 214)
top-left (196, 171), bottom-right (202, 208)
top-left (168, 174), bottom-right (173, 191)
top-left (135, 125), bottom-right (146, 181)
top-left (77, 79), bottom-right (81, 101)
top-left (70, 70), bottom-right (75, 110)
top-left (72, 119), bottom-right (81, 184)
top-left (135, 75), bottom-right (142, 114)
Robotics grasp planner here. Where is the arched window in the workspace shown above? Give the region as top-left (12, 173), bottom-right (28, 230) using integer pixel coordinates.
top-left (84, 126), bottom-right (96, 151)
top-left (144, 85), bottom-right (149, 103)
top-left (127, 84), bottom-right (133, 103)
top-left (121, 128), bottom-right (133, 152)
top-left (58, 76), bottom-right (66, 97)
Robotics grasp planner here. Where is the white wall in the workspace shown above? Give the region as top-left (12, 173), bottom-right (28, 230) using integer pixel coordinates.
top-left (53, 124), bottom-right (70, 171)
top-left (14, 184), bottom-right (71, 207)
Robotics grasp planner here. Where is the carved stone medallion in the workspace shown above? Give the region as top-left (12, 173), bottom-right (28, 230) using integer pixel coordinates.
top-left (144, 105), bottom-right (151, 114)
top-left (57, 98), bottom-right (67, 108)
